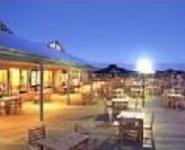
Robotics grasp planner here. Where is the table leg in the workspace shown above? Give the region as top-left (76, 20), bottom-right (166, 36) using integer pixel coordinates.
top-left (39, 145), bottom-right (44, 150)
top-left (107, 108), bottom-right (113, 123)
top-left (5, 102), bottom-right (10, 115)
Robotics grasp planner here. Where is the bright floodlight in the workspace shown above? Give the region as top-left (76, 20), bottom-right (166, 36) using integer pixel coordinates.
top-left (136, 57), bottom-right (154, 74)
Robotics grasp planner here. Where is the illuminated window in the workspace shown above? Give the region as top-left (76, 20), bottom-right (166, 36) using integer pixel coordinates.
top-left (0, 69), bottom-right (7, 95)
top-left (31, 70), bottom-right (40, 86)
top-left (10, 68), bottom-right (20, 94)
top-left (44, 70), bottom-right (52, 88)
top-left (20, 70), bottom-right (28, 93)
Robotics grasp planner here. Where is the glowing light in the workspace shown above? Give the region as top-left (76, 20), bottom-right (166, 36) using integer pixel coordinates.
top-left (136, 57), bottom-right (155, 74)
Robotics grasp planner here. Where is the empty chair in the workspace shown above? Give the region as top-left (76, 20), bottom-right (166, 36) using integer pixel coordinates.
top-left (112, 101), bottom-right (128, 111)
top-left (0, 102), bottom-right (5, 115)
top-left (11, 98), bottom-right (22, 114)
top-left (74, 123), bottom-right (89, 135)
top-left (28, 124), bottom-right (46, 147)
top-left (22, 145), bottom-right (38, 150)
top-left (143, 125), bottom-right (155, 150)
top-left (44, 93), bottom-right (52, 102)
top-left (104, 100), bottom-right (112, 113)
top-left (143, 112), bottom-right (155, 150)
top-left (74, 124), bottom-right (96, 150)
top-left (143, 138), bottom-right (155, 150)
top-left (81, 93), bottom-right (92, 105)
top-left (119, 118), bottom-right (143, 144)
top-left (144, 112), bottom-right (154, 132)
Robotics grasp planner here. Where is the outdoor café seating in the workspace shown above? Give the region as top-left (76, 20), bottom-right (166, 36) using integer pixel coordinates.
top-left (33, 89), bottom-right (53, 104)
top-left (74, 123), bottom-right (90, 135)
top-left (81, 93), bottom-right (92, 105)
top-left (113, 88), bottom-right (124, 98)
top-left (144, 112), bottom-right (154, 132)
top-left (74, 123), bottom-right (98, 150)
top-left (28, 124), bottom-right (46, 148)
top-left (163, 90), bottom-right (185, 109)
top-left (23, 145), bottom-right (39, 150)
top-left (0, 95), bottom-right (22, 115)
top-left (26, 123), bottom-right (92, 150)
top-left (115, 110), bottom-right (154, 149)
top-left (112, 97), bottom-right (129, 112)
top-left (143, 112), bottom-right (155, 150)
top-left (119, 118), bottom-right (143, 145)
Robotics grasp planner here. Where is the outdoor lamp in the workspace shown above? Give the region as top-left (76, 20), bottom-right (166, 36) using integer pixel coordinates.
top-left (136, 57), bottom-right (155, 107)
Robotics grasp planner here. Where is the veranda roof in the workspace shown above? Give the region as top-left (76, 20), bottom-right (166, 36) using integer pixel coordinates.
top-left (0, 32), bottom-right (91, 69)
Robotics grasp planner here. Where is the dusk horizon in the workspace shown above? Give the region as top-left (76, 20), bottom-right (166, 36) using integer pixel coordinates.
top-left (1, 0), bottom-right (185, 68)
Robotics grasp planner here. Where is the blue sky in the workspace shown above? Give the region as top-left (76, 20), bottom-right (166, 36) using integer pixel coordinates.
top-left (1, 0), bottom-right (185, 67)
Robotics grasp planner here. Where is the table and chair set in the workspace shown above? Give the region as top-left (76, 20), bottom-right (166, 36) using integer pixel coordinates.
top-left (24, 124), bottom-right (93, 150)
top-left (104, 88), bottom-right (130, 120)
top-left (163, 89), bottom-right (185, 109)
top-left (116, 111), bottom-right (155, 149)
top-left (102, 88), bottom-right (155, 149)
top-left (0, 95), bottom-right (22, 115)
top-left (22, 86), bottom-right (155, 150)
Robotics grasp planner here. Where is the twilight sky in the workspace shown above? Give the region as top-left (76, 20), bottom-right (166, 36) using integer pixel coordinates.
top-left (1, 0), bottom-right (185, 68)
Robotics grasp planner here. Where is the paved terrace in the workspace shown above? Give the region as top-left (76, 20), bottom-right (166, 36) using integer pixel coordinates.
top-left (1, 94), bottom-right (185, 150)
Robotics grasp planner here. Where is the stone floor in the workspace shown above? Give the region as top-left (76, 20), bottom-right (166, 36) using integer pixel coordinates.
top-left (1, 94), bottom-right (185, 150)
top-left (146, 96), bottom-right (185, 150)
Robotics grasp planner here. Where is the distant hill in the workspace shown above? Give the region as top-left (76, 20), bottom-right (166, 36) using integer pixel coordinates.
top-left (91, 62), bottom-right (185, 71)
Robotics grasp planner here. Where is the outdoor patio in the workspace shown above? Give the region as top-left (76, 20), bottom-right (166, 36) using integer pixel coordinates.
top-left (1, 95), bottom-right (185, 150)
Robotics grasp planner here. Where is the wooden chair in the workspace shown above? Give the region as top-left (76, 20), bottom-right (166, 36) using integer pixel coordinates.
top-left (143, 112), bottom-right (155, 150)
top-left (4, 98), bottom-right (22, 115)
top-left (104, 100), bottom-right (112, 113)
top-left (0, 102), bottom-right (5, 115)
top-left (143, 126), bottom-right (155, 150)
top-left (81, 93), bottom-right (91, 105)
top-left (119, 118), bottom-right (143, 144)
top-left (112, 101), bottom-right (128, 112)
top-left (74, 124), bottom-right (96, 150)
top-left (144, 112), bottom-right (154, 132)
top-left (28, 125), bottom-right (46, 146)
top-left (44, 93), bottom-right (52, 102)
top-left (11, 98), bottom-right (22, 114)
top-left (143, 138), bottom-right (155, 150)
top-left (74, 124), bottom-right (89, 135)
top-left (22, 145), bottom-right (38, 150)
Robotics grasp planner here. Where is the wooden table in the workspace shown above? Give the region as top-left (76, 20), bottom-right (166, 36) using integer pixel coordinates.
top-left (117, 111), bottom-right (145, 144)
top-left (167, 93), bottom-right (184, 98)
top-left (0, 95), bottom-right (22, 115)
top-left (117, 111), bottom-right (145, 119)
top-left (112, 97), bottom-right (129, 110)
top-left (166, 93), bottom-right (185, 108)
top-left (112, 97), bottom-right (129, 102)
top-left (35, 132), bottom-right (89, 150)
top-left (113, 88), bottom-right (124, 98)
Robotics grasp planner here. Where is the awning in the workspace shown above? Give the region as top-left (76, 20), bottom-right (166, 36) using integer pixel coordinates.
top-left (0, 32), bottom-right (92, 69)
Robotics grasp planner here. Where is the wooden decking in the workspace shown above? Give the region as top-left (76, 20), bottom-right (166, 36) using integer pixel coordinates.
top-left (1, 95), bottom-right (185, 150)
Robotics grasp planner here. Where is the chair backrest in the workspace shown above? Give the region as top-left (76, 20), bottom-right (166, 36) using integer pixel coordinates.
top-left (112, 101), bottom-right (127, 110)
top-left (28, 125), bottom-right (46, 144)
top-left (74, 124), bottom-right (89, 135)
top-left (150, 112), bottom-right (155, 127)
top-left (23, 145), bottom-right (38, 150)
top-left (119, 118), bottom-right (143, 144)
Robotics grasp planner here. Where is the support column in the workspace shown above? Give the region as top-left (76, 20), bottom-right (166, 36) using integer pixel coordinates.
top-left (142, 74), bottom-right (145, 107)
top-left (90, 73), bottom-right (93, 102)
top-left (7, 68), bottom-right (10, 96)
top-left (67, 68), bottom-right (71, 105)
top-left (52, 70), bottom-right (56, 91)
top-left (28, 68), bottom-right (31, 93)
top-left (40, 63), bottom-right (44, 121)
